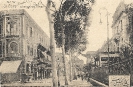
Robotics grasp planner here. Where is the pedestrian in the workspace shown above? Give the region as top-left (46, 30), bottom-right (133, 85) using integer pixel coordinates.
top-left (85, 73), bottom-right (88, 80)
top-left (21, 73), bottom-right (27, 83)
top-left (87, 73), bottom-right (90, 82)
top-left (77, 74), bottom-right (79, 79)
top-left (81, 74), bottom-right (83, 81)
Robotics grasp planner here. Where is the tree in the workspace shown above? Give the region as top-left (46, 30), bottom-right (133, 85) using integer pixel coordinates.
top-left (46, 0), bottom-right (58, 86)
top-left (120, 43), bottom-right (133, 73)
top-left (54, 0), bottom-right (94, 82)
top-left (83, 63), bottom-right (92, 73)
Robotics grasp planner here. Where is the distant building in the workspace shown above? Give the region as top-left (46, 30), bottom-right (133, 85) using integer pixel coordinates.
top-left (97, 1), bottom-right (133, 75)
top-left (85, 51), bottom-right (96, 64)
top-left (78, 54), bottom-right (87, 64)
top-left (55, 52), bottom-right (71, 81)
top-left (0, 9), bottom-right (51, 83)
top-left (71, 55), bottom-right (84, 79)
top-left (55, 52), bottom-right (69, 76)
top-left (97, 38), bottom-right (120, 67)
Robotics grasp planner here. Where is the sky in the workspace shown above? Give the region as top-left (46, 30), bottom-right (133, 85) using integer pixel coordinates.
top-left (87, 0), bottom-right (132, 52)
top-left (0, 0), bottom-right (132, 53)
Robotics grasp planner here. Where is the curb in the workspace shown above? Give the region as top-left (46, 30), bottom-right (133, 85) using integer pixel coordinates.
top-left (90, 78), bottom-right (108, 87)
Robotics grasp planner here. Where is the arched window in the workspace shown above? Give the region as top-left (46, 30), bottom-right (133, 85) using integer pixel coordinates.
top-left (10, 42), bottom-right (18, 53)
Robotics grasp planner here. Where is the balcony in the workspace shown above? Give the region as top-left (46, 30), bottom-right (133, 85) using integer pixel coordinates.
top-left (6, 53), bottom-right (21, 57)
top-left (6, 35), bottom-right (19, 38)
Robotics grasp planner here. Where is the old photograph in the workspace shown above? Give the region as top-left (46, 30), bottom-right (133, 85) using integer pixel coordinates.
top-left (0, 0), bottom-right (132, 87)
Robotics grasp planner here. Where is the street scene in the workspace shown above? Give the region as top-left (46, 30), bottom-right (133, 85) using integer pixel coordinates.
top-left (0, 0), bottom-right (133, 87)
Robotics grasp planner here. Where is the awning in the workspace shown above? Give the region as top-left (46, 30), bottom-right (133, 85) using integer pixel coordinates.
top-left (100, 53), bottom-right (119, 57)
top-left (45, 67), bottom-right (52, 70)
top-left (0, 60), bottom-right (22, 74)
top-left (37, 44), bottom-right (46, 52)
top-left (37, 60), bottom-right (51, 65)
top-left (37, 62), bottom-right (47, 65)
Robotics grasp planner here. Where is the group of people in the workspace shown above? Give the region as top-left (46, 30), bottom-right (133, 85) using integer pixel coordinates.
top-left (77, 72), bottom-right (91, 82)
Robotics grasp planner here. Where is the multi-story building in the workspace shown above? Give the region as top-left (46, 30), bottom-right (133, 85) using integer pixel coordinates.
top-left (96, 2), bottom-right (127, 68)
top-left (97, 1), bottom-right (133, 76)
top-left (85, 51), bottom-right (96, 64)
top-left (0, 9), bottom-right (51, 83)
top-left (112, 2), bottom-right (133, 74)
top-left (112, 1), bottom-right (129, 52)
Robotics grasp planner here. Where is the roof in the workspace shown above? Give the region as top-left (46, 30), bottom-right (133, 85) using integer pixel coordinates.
top-left (86, 51), bottom-right (96, 55)
top-left (112, 1), bottom-right (127, 27)
top-left (85, 51), bottom-right (96, 58)
top-left (0, 60), bottom-right (22, 73)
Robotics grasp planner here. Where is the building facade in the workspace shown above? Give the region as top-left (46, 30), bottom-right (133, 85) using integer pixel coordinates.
top-left (97, 38), bottom-right (120, 68)
top-left (85, 51), bottom-right (96, 65)
top-left (111, 1), bottom-right (132, 75)
top-left (97, 1), bottom-right (133, 76)
top-left (0, 9), bottom-right (51, 82)
top-left (96, 2), bottom-right (126, 68)
top-left (112, 1), bottom-right (129, 54)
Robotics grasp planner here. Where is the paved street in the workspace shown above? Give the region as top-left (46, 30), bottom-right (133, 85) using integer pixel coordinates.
top-left (1, 77), bottom-right (93, 87)
top-left (69, 78), bottom-right (93, 87)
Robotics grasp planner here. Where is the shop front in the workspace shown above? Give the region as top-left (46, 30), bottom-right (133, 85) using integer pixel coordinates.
top-left (0, 60), bottom-right (22, 83)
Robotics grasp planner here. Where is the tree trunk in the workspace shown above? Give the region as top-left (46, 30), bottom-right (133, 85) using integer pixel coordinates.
top-left (69, 50), bottom-right (73, 82)
top-left (62, 33), bottom-right (68, 85)
top-left (46, 0), bottom-right (58, 87)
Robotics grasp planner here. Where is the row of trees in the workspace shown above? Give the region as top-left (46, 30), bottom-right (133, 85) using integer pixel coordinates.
top-left (46, 0), bottom-right (95, 86)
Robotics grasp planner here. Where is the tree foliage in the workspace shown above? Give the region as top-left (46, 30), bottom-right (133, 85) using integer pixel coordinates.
top-left (119, 43), bottom-right (133, 59)
top-left (83, 63), bottom-right (92, 72)
top-left (54, 0), bottom-right (94, 53)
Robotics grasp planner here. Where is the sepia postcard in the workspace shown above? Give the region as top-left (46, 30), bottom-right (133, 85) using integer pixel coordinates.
top-left (0, 0), bottom-right (132, 87)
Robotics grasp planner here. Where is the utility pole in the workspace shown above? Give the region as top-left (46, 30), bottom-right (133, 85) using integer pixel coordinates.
top-left (69, 49), bottom-right (73, 82)
top-left (99, 7), bottom-right (110, 74)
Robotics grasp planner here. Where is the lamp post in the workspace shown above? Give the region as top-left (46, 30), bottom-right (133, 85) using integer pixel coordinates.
top-left (99, 7), bottom-right (110, 74)
top-left (57, 58), bottom-right (60, 86)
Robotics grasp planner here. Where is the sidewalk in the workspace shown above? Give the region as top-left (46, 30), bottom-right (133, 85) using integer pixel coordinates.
top-left (1, 78), bottom-right (93, 86)
top-left (1, 78), bottom-right (53, 86)
top-left (68, 78), bottom-right (93, 87)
